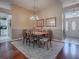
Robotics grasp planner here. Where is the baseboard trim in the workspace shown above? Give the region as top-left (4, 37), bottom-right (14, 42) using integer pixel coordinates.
top-left (11, 38), bottom-right (22, 42)
top-left (52, 39), bottom-right (64, 43)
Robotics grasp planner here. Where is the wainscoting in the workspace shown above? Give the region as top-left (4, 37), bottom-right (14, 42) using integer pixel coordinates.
top-left (12, 28), bottom-right (23, 40)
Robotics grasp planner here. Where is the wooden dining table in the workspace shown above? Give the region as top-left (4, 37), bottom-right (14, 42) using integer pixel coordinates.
top-left (32, 31), bottom-right (48, 42)
top-left (25, 30), bottom-right (49, 47)
top-left (25, 30), bottom-right (48, 39)
top-left (32, 31), bottom-right (48, 47)
top-left (32, 31), bottom-right (48, 36)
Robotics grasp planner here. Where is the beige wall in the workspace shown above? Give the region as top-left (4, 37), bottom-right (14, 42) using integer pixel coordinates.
top-left (11, 5), bottom-right (34, 29)
top-left (37, 0), bottom-right (63, 40)
top-left (11, 5), bottom-right (35, 39)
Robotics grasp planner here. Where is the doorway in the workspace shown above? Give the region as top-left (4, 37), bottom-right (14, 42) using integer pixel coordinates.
top-left (0, 13), bottom-right (12, 43)
top-left (64, 7), bottom-right (79, 44)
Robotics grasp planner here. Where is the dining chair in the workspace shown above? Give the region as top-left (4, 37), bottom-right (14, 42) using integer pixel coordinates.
top-left (30, 30), bottom-right (40, 48)
top-left (25, 30), bottom-right (32, 46)
top-left (31, 34), bottom-right (38, 47)
top-left (22, 29), bottom-right (27, 44)
top-left (39, 30), bottom-right (53, 50)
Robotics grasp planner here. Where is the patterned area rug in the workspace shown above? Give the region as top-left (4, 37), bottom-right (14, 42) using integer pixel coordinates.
top-left (11, 40), bottom-right (64, 59)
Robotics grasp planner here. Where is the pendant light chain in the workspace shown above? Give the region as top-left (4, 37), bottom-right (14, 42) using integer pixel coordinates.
top-left (30, 0), bottom-right (39, 20)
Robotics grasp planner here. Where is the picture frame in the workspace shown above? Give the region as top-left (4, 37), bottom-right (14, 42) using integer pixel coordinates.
top-left (46, 17), bottom-right (56, 27)
top-left (37, 19), bottom-right (44, 27)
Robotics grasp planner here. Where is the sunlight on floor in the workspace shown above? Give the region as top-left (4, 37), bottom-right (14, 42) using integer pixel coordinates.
top-left (64, 38), bottom-right (79, 45)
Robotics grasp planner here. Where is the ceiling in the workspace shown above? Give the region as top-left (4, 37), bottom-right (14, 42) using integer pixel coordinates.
top-left (62, 0), bottom-right (79, 13)
top-left (62, 0), bottom-right (79, 7)
top-left (0, 0), bottom-right (12, 10)
top-left (12, 0), bottom-right (58, 11)
top-left (0, 0), bottom-right (79, 11)
top-left (12, 0), bottom-right (79, 11)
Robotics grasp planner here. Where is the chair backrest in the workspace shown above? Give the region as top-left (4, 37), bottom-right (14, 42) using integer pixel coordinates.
top-left (26, 30), bottom-right (33, 39)
top-left (22, 29), bottom-right (27, 38)
top-left (47, 30), bottom-right (53, 41)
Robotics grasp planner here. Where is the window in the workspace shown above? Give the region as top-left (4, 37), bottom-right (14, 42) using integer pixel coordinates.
top-left (65, 11), bottom-right (79, 18)
top-left (65, 21), bottom-right (68, 31)
top-left (71, 21), bottom-right (76, 31)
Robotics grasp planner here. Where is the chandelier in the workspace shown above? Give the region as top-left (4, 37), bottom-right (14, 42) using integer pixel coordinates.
top-left (30, 0), bottom-right (39, 20)
top-left (30, 14), bottom-right (39, 20)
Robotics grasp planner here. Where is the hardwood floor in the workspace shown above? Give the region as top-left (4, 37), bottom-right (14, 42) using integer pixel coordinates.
top-left (0, 42), bottom-right (28, 59)
top-left (56, 42), bottom-right (79, 59)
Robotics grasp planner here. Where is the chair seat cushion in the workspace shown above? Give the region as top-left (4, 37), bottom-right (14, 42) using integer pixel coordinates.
top-left (40, 38), bottom-right (48, 41)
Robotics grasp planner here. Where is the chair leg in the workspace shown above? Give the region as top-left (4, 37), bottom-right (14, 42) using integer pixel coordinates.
top-left (39, 41), bottom-right (43, 48)
top-left (33, 40), bottom-right (35, 48)
top-left (47, 42), bottom-right (49, 50)
top-left (37, 40), bottom-right (40, 48)
top-left (33, 40), bottom-right (38, 48)
top-left (23, 38), bottom-right (25, 44)
top-left (50, 41), bottom-right (52, 47)
top-left (23, 40), bottom-right (24, 44)
top-left (43, 42), bottom-right (45, 48)
top-left (26, 39), bottom-right (27, 44)
top-left (28, 40), bottom-right (30, 46)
